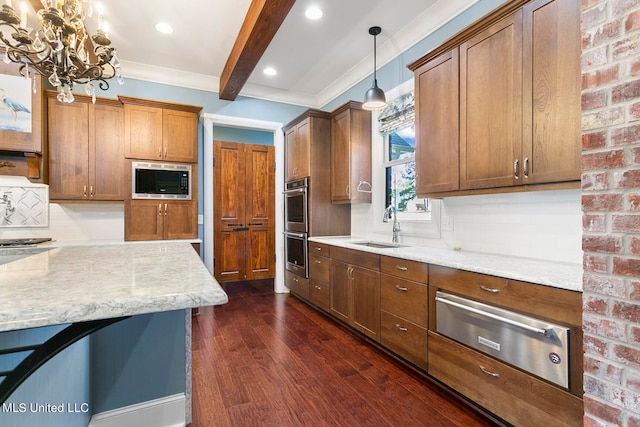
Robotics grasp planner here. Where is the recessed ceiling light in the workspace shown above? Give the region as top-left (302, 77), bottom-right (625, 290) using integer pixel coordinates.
top-left (305, 6), bottom-right (323, 20)
top-left (155, 22), bottom-right (174, 34)
top-left (263, 67), bottom-right (277, 76)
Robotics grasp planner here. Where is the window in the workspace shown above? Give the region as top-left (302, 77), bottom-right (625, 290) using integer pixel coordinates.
top-left (384, 125), bottom-right (430, 220)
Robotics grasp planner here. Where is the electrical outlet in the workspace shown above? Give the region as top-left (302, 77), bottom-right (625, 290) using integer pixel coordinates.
top-left (198, 215), bottom-right (204, 225)
top-left (441, 215), bottom-right (454, 231)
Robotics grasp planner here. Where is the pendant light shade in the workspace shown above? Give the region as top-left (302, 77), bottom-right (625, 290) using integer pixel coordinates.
top-left (363, 26), bottom-right (387, 111)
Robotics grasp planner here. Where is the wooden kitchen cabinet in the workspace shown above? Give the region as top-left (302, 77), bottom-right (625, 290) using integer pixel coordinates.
top-left (309, 242), bottom-right (331, 311)
top-left (330, 101), bottom-right (372, 204)
top-left (414, 48), bottom-right (459, 195)
top-left (427, 265), bottom-right (583, 425)
top-left (329, 246), bottom-right (380, 341)
top-left (380, 256), bottom-right (429, 369)
top-left (459, 11), bottom-right (523, 190)
top-left (125, 199), bottom-right (198, 240)
top-left (120, 96), bottom-right (201, 163)
top-left (409, 0), bottom-right (581, 197)
top-left (48, 93), bottom-right (125, 201)
top-left (284, 116), bottom-right (310, 181)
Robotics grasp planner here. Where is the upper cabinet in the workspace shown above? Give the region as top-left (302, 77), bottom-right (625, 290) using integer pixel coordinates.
top-left (120, 96), bottom-right (202, 163)
top-left (48, 93), bottom-right (125, 201)
top-left (284, 113), bottom-right (313, 181)
top-left (409, 0), bottom-right (581, 197)
top-left (330, 101), bottom-right (372, 204)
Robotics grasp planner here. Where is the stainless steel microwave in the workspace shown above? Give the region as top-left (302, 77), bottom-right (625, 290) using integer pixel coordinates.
top-left (132, 162), bottom-right (192, 200)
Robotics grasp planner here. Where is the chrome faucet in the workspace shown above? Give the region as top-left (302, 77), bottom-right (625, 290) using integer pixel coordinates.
top-left (383, 205), bottom-right (401, 243)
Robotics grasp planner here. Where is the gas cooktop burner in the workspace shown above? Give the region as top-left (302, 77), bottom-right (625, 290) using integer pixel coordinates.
top-left (0, 238), bottom-right (52, 247)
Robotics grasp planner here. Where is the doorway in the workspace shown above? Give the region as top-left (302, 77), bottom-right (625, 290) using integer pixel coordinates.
top-left (213, 141), bottom-right (275, 282)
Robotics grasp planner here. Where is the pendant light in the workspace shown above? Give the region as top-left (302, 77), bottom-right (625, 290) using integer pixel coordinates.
top-left (362, 26), bottom-right (387, 111)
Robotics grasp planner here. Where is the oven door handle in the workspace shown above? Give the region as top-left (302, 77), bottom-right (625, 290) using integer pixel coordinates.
top-left (284, 231), bottom-right (306, 239)
top-left (435, 296), bottom-right (550, 337)
top-left (284, 188), bottom-right (306, 195)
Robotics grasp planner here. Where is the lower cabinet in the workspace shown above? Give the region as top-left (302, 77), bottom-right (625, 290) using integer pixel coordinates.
top-left (329, 247), bottom-right (380, 341)
top-left (379, 255), bottom-right (429, 370)
top-left (125, 200), bottom-right (198, 240)
top-left (286, 271), bottom-right (309, 300)
top-left (309, 242), bottom-right (331, 311)
top-left (428, 332), bottom-right (583, 427)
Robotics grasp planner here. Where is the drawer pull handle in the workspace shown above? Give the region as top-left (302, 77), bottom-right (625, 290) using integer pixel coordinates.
top-left (396, 266), bottom-right (408, 271)
top-left (315, 247), bottom-right (322, 251)
top-left (480, 366), bottom-right (500, 378)
top-left (395, 285), bottom-right (408, 292)
top-left (395, 324), bottom-right (408, 332)
top-left (314, 285), bottom-right (322, 290)
top-left (315, 260), bottom-right (322, 264)
top-left (480, 286), bottom-right (500, 294)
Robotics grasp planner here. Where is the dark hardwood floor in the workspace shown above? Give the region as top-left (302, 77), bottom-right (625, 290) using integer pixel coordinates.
top-left (191, 279), bottom-right (499, 427)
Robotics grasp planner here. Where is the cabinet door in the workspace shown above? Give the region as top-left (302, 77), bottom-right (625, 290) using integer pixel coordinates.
top-left (164, 201), bottom-right (198, 240)
top-left (522, 0), bottom-right (581, 184)
top-left (285, 126), bottom-right (297, 181)
top-left (163, 109), bottom-right (198, 163)
top-left (48, 98), bottom-right (89, 200)
top-left (460, 11), bottom-right (523, 190)
top-left (125, 200), bottom-right (163, 241)
top-left (331, 109), bottom-right (351, 202)
top-left (351, 265), bottom-right (380, 341)
top-left (124, 104), bottom-right (163, 160)
top-left (285, 120), bottom-right (310, 181)
top-left (415, 48), bottom-right (459, 196)
top-left (330, 260), bottom-right (351, 323)
top-left (90, 103), bottom-right (125, 200)
top-left (245, 144), bottom-right (275, 279)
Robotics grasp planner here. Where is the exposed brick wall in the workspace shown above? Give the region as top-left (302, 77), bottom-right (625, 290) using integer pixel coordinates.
top-left (582, 0), bottom-right (640, 425)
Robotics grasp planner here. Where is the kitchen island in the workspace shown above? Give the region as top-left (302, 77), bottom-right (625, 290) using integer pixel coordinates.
top-left (0, 241), bottom-right (228, 427)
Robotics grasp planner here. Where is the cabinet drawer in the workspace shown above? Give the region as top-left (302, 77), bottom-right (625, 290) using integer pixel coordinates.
top-left (309, 254), bottom-right (330, 282)
top-left (381, 311), bottom-right (427, 370)
top-left (310, 279), bottom-right (330, 311)
top-left (286, 271), bottom-right (309, 299)
top-left (380, 275), bottom-right (427, 326)
top-left (428, 332), bottom-right (582, 427)
top-left (381, 256), bottom-right (428, 283)
top-left (329, 246), bottom-right (380, 271)
top-left (429, 265), bottom-right (581, 326)
top-left (309, 242), bottom-right (330, 257)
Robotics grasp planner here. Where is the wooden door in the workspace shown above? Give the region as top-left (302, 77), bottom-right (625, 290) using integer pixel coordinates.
top-left (245, 144), bottom-right (275, 279)
top-left (330, 260), bottom-right (351, 323)
top-left (351, 265), bottom-right (380, 341)
top-left (522, 0), bottom-right (581, 184)
top-left (124, 104), bottom-right (163, 160)
top-left (214, 141), bottom-right (247, 282)
top-left (125, 200), bottom-right (163, 240)
top-left (460, 11), bottom-right (523, 190)
top-left (90, 102), bottom-right (125, 200)
top-left (48, 98), bottom-right (89, 200)
top-left (415, 48), bottom-right (459, 196)
top-left (331, 109), bottom-right (351, 202)
top-left (163, 109), bottom-right (198, 163)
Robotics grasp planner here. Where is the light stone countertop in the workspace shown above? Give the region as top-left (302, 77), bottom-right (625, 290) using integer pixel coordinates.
top-left (0, 241), bottom-right (228, 332)
top-left (309, 236), bottom-right (582, 292)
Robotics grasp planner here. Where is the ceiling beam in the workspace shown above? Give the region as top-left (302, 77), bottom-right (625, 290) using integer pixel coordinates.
top-left (219, 0), bottom-right (296, 101)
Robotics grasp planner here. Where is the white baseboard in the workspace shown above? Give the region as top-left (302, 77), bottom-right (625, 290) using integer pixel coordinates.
top-left (88, 394), bottom-right (186, 427)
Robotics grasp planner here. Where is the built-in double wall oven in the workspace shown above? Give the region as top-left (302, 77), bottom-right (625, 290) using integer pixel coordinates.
top-left (284, 177), bottom-right (308, 278)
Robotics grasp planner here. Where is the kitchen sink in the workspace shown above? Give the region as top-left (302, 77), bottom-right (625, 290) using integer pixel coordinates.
top-left (351, 241), bottom-right (408, 249)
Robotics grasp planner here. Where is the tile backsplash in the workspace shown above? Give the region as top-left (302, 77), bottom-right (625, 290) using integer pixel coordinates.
top-left (0, 176), bottom-right (49, 228)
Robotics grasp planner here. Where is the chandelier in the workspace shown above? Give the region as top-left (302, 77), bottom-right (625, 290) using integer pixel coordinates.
top-left (0, 0), bottom-right (122, 103)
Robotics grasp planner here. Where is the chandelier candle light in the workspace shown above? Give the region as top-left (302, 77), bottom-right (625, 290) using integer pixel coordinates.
top-left (0, 0), bottom-right (122, 103)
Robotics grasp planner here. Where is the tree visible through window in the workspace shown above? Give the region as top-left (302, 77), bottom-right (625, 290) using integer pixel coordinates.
top-left (384, 125), bottom-right (430, 217)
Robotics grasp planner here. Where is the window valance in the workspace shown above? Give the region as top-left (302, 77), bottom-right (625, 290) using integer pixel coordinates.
top-left (377, 91), bottom-right (414, 135)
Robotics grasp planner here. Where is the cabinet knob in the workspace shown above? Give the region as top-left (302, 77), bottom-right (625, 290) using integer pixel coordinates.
top-left (164, 147), bottom-right (168, 158)
top-left (523, 157), bottom-right (529, 179)
top-left (396, 266), bottom-right (408, 271)
top-left (395, 285), bottom-right (408, 292)
top-left (164, 204), bottom-right (168, 216)
top-left (395, 324), bottom-right (408, 332)
top-left (89, 185), bottom-right (93, 198)
top-left (83, 185), bottom-right (87, 197)
top-left (480, 286), bottom-right (500, 294)
top-left (158, 147), bottom-right (162, 158)
top-left (513, 158), bottom-right (519, 179)
top-left (480, 366), bottom-right (500, 378)
top-left (158, 203), bottom-right (162, 215)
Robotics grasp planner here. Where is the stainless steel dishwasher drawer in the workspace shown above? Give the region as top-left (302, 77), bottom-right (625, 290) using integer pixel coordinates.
top-left (435, 291), bottom-right (570, 388)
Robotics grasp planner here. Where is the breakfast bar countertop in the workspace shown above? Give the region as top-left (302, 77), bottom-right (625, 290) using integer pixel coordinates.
top-left (0, 241), bottom-right (228, 332)
top-left (309, 236), bottom-right (583, 292)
